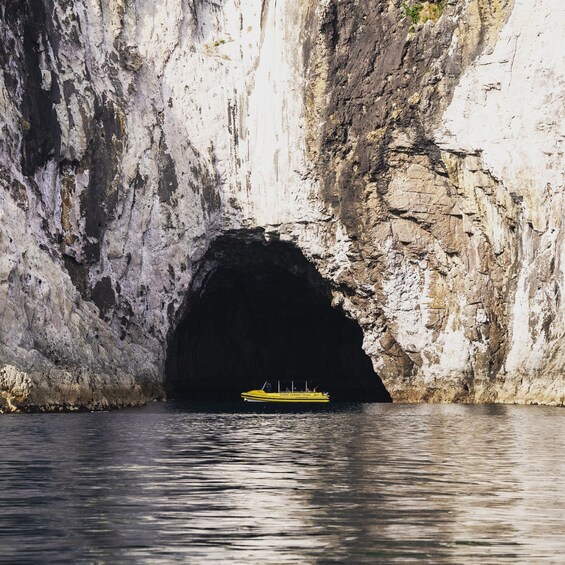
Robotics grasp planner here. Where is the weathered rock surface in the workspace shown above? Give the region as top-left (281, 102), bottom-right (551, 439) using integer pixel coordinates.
top-left (1, 0), bottom-right (564, 411)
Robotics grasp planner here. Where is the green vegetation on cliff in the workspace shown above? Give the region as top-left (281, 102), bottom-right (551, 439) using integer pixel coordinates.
top-left (402, 1), bottom-right (446, 25)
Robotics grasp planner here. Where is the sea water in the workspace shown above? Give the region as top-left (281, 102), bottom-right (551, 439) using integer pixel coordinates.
top-left (0, 402), bottom-right (564, 563)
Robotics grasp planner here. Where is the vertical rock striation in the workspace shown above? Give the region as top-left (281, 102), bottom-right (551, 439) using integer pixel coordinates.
top-left (0, 0), bottom-right (564, 410)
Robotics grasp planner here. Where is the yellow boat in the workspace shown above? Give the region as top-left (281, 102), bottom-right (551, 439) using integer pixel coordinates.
top-left (241, 381), bottom-right (330, 403)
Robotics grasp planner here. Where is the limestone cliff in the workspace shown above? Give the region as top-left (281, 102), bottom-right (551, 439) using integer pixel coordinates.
top-left (1, 0), bottom-right (564, 411)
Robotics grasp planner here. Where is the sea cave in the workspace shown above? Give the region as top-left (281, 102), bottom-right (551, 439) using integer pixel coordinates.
top-left (165, 236), bottom-right (391, 402)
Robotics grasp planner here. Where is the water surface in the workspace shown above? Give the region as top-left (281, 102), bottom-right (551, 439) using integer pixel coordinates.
top-left (1, 402), bottom-right (564, 563)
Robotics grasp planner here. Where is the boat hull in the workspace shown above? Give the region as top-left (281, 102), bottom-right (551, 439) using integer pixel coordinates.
top-left (241, 390), bottom-right (330, 403)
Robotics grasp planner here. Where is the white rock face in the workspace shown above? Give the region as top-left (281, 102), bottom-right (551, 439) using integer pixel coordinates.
top-left (439, 0), bottom-right (565, 228)
top-left (1, 0), bottom-right (565, 409)
top-left (437, 0), bottom-right (565, 399)
top-left (0, 0), bottom-right (348, 410)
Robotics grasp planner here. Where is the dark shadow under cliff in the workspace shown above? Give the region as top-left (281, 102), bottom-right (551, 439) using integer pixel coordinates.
top-left (165, 236), bottom-right (391, 402)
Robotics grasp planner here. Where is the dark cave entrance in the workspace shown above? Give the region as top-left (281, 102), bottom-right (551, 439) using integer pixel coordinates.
top-left (165, 236), bottom-right (391, 402)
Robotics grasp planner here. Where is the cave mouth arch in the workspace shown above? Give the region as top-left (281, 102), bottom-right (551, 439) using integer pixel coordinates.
top-left (165, 235), bottom-right (391, 402)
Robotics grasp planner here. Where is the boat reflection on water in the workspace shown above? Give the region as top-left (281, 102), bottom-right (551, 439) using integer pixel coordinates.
top-left (241, 380), bottom-right (330, 403)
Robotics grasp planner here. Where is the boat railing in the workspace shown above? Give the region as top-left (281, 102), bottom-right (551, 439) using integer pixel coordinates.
top-left (261, 380), bottom-right (318, 394)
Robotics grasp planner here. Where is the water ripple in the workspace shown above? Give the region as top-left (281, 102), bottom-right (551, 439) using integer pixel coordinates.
top-left (0, 402), bottom-right (564, 563)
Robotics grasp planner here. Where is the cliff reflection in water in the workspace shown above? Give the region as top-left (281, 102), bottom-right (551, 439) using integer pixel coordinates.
top-left (0, 403), bottom-right (564, 563)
